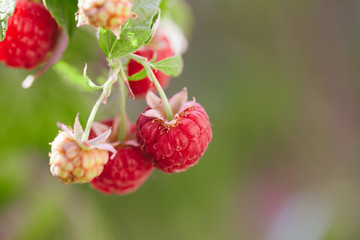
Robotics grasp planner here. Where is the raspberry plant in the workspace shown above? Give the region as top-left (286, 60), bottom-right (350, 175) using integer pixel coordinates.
top-left (0, 0), bottom-right (212, 195)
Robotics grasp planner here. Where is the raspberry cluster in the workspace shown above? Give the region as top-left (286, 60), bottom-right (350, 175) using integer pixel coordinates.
top-left (1, 0), bottom-right (213, 196)
top-left (80, 87), bottom-right (212, 195)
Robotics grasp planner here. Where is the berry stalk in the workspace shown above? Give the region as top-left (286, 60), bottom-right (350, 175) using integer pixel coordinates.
top-left (129, 53), bottom-right (174, 121)
top-left (117, 64), bottom-right (128, 142)
top-left (82, 68), bottom-right (119, 142)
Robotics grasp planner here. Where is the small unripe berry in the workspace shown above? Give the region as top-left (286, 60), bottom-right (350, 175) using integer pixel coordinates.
top-left (49, 114), bottom-right (116, 184)
top-left (78, 0), bottom-right (135, 37)
top-left (50, 132), bottom-right (109, 183)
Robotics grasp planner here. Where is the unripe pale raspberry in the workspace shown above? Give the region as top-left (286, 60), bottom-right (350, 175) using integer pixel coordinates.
top-left (91, 145), bottom-right (154, 195)
top-left (49, 114), bottom-right (116, 184)
top-left (78, 0), bottom-right (135, 36)
top-left (128, 34), bottom-right (174, 97)
top-left (50, 132), bottom-right (108, 183)
top-left (136, 88), bottom-right (212, 173)
top-left (0, 0), bottom-right (59, 69)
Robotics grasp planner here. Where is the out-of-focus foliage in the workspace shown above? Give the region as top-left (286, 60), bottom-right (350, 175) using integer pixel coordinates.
top-left (160, 0), bottom-right (194, 37)
top-left (1, 0), bottom-right (360, 240)
top-left (43, 0), bottom-right (78, 36)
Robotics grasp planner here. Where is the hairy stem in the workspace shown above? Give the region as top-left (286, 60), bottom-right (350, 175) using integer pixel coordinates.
top-left (81, 69), bottom-right (118, 142)
top-left (117, 64), bottom-right (128, 142)
top-left (128, 53), bottom-right (173, 121)
top-left (128, 53), bottom-right (148, 63)
top-left (144, 65), bottom-right (173, 121)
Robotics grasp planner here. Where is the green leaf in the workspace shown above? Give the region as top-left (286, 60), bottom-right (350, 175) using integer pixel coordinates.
top-left (128, 55), bottom-right (183, 81)
top-left (128, 68), bottom-right (147, 81)
top-left (43, 0), bottom-right (78, 36)
top-left (152, 55), bottom-right (183, 77)
top-left (99, 0), bottom-right (161, 59)
top-left (0, 0), bottom-right (15, 41)
top-left (53, 61), bottom-right (96, 91)
top-left (144, 9), bottom-right (160, 45)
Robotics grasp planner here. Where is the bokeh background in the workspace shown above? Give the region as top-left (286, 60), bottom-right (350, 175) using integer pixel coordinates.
top-left (1, 0), bottom-right (360, 239)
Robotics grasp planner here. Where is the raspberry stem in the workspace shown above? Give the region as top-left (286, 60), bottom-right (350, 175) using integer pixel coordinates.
top-left (117, 64), bottom-right (128, 142)
top-left (144, 65), bottom-right (174, 121)
top-left (81, 68), bottom-right (119, 142)
top-left (128, 53), bottom-right (174, 121)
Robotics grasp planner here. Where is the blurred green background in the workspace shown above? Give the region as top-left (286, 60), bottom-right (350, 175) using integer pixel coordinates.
top-left (1, 0), bottom-right (360, 239)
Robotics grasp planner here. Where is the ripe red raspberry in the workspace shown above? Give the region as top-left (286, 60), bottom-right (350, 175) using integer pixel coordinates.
top-left (127, 34), bottom-right (174, 97)
top-left (0, 0), bottom-right (58, 69)
top-left (90, 145), bottom-right (154, 195)
top-left (136, 88), bottom-right (212, 173)
top-left (89, 117), bottom-right (153, 195)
